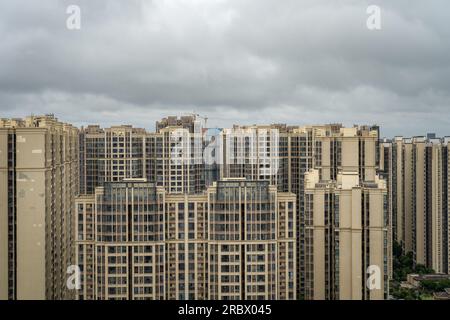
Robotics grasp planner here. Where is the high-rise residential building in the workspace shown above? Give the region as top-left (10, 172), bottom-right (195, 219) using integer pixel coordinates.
top-left (216, 123), bottom-right (382, 298)
top-left (1, 113), bottom-right (384, 300)
top-left (0, 115), bottom-right (79, 300)
top-left (76, 179), bottom-right (166, 300)
top-left (427, 138), bottom-right (449, 273)
top-left (156, 115), bottom-right (200, 133)
top-left (284, 125), bottom-right (318, 297)
top-left (380, 137), bottom-right (405, 250)
top-left (304, 125), bottom-right (383, 297)
top-left (380, 136), bottom-right (450, 273)
top-left (304, 170), bottom-right (389, 300)
top-left (5, 112), bottom-right (450, 301)
top-left (79, 116), bottom-right (205, 196)
top-left (79, 125), bottom-right (147, 194)
top-left (314, 125), bottom-right (379, 182)
top-left (215, 124), bottom-right (322, 298)
top-left (207, 179), bottom-right (296, 300)
top-left (75, 178), bottom-right (296, 300)
top-left (218, 124), bottom-right (285, 187)
top-left (146, 122), bottom-right (204, 195)
top-left (283, 124), bottom-right (342, 299)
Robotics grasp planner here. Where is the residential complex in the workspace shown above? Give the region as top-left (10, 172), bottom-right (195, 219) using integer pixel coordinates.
top-left (1, 113), bottom-right (449, 301)
top-left (215, 124), bottom-right (381, 298)
top-left (380, 136), bottom-right (450, 274)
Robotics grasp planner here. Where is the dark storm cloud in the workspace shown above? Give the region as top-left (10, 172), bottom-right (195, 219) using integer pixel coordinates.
top-left (0, 0), bottom-right (449, 136)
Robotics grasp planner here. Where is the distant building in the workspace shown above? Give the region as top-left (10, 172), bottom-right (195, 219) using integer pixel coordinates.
top-left (380, 136), bottom-right (450, 273)
top-left (402, 273), bottom-right (450, 289)
top-left (433, 288), bottom-right (450, 300)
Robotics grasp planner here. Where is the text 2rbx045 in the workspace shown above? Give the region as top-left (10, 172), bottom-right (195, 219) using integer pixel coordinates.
top-left (222, 304), bottom-right (272, 315)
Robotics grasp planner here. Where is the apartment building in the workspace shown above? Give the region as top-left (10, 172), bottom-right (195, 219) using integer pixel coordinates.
top-left (207, 179), bottom-right (296, 300)
top-left (79, 125), bottom-right (147, 194)
top-left (304, 170), bottom-right (389, 300)
top-left (76, 179), bottom-right (166, 300)
top-left (0, 115), bottom-right (79, 300)
top-left (156, 115), bottom-right (200, 133)
top-left (6, 112), bottom-right (449, 301)
top-left (75, 116), bottom-right (385, 300)
top-left (380, 138), bottom-right (405, 249)
top-left (314, 125), bottom-right (379, 182)
top-left (218, 124), bottom-right (284, 187)
top-left (80, 116), bottom-right (205, 195)
top-left (380, 136), bottom-right (450, 273)
top-left (75, 178), bottom-right (296, 300)
top-left (146, 125), bottom-right (204, 195)
top-left (217, 124), bottom-right (382, 298)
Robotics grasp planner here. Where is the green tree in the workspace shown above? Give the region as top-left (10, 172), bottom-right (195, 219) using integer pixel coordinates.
top-left (420, 279), bottom-right (450, 293)
top-left (415, 264), bottom-right (434, 275)
top-left (390, 240), bottom-right (439, 300)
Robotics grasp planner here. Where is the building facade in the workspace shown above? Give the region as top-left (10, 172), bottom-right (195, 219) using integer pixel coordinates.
top-left (304, 170), bottom-right (389, 300)
top-left (213, 123), bottom-right (382, 298)
top-left (380, 136), bottom-right (450, 273)
top-left (0, 113), bottom-right (395, 300)
top-left (75, 178), bottom-right (296, 300)
top-left (79, 116), bottom-right (205, 195)
top-left (79, 125), bottom-right (147, 194)
top-left (146, 125), bottom-right (204, 195)
top-left (0, 115), bottom-right (79, 300)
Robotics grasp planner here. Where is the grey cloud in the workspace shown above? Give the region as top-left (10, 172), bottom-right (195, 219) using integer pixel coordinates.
top-left (0, 0), bottom-right (449, 137)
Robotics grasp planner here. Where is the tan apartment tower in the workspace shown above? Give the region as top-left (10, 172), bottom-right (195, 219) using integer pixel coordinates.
top-left (380, 136), bottom-right (450, 273)
top-left (304, 169), bottom-right (389, 300)
top-left (0, 115), bottom-right (79, 300)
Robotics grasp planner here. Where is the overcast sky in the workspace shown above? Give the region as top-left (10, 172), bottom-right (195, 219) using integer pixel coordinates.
top-left (1, 0), bottom-right (449, 137)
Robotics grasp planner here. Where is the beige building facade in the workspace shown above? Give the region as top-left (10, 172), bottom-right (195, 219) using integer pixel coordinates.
top-left (75, 178), bottom-right (296, 300)
top-left (80, 116), bottom-right (205, 196)
top-left (380, 136), bottom-right (450, 274)
top-left (304, 170), bottom-right (389, 300)
top-left (215, 123), bottom-right (382, 298)
top-left (0, 115), bottom-right (79, 300)
top-left (79, 125), bottom-right (147, 194)
top-left (1, 113), bottom-right (393, 300)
